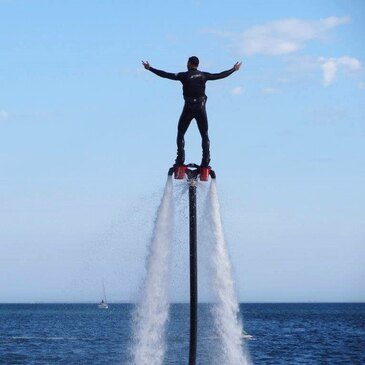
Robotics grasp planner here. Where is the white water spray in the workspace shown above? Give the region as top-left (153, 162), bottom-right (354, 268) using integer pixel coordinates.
top-left (205, 180), bottom-right (251, 365)
top-left (130, 177), bottom-right (173, 365)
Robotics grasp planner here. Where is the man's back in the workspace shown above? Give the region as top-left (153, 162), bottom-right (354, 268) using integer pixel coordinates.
top-left (148, 66), bottom-right (236, 99)
top-left (178, 69), bottom-right (207, 99)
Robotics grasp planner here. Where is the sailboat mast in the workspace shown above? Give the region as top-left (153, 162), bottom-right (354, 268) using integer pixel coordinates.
top-left (102, 281), bottom-right (107, 303)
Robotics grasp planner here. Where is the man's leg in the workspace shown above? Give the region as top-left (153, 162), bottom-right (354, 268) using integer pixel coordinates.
top-left (176, 105), bottom-right (193, 165)
top-left (195, 106), bottom-right (210, 167)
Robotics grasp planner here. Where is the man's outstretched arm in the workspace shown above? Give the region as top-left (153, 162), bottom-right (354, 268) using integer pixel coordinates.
top-left (142, 60), bottom-right (181, 81)
top-left (205, 62), bottom-right (242, 81)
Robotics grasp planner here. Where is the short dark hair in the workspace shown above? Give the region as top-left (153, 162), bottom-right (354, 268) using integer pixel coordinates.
top-left (188, 56), bottom-right (199, 67)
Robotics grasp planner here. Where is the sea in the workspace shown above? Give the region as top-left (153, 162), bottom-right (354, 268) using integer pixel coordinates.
top-left (0, 303), bottom-right (364, 364)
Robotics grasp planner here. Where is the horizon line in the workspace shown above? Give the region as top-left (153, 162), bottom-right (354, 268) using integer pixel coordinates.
top-left (1, 301), bottom-right (364, 305)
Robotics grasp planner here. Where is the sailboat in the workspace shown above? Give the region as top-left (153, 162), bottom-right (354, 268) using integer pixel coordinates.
top-left (98, 281), bottom-right (108, 309)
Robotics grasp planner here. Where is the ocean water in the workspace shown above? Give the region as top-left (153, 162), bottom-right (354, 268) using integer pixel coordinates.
top-left (0, 303), bottom-right (364, 364)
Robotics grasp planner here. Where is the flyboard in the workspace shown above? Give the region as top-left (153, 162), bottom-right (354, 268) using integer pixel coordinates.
top-left (168, 163), bottom-right (215, 365)
top-left (168, 163), bottom-right (216, 181)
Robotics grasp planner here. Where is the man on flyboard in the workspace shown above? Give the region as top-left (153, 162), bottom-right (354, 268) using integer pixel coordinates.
top-left (142, 56), bottom-right (242, 167)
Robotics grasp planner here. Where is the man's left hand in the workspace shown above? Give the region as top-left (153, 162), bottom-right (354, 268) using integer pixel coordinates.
top-left (234, 62), bottom-right (242, 71)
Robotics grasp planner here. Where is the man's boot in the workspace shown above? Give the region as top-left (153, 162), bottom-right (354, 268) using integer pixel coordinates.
top-left (174, 149), bottom-right (185, 166)
top-left (201, 151), bottom-right (210, 167)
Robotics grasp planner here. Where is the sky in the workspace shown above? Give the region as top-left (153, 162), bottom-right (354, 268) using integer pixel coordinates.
top-left (0, 0), bottom-right (364, 303)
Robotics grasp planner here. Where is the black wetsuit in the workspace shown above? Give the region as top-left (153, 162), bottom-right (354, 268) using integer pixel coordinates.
top-left (149, 66), bottom-right (236, 166)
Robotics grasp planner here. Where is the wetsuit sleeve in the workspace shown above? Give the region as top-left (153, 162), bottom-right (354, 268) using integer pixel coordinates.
top-left (149, 67), bottom-right (182, 81)
top-left (204, 67), bottom-right (235, 81)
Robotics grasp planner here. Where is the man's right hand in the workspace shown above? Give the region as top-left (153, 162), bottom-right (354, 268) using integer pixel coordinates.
top-left (142, 61), bottom-right (150, 70)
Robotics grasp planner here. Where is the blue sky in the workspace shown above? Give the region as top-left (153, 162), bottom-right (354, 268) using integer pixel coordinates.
top-left (0, 0), bottom-right (364, 303)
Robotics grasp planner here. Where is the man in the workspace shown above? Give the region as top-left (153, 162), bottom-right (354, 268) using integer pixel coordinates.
top-left (142, 56), bottom-right (242, 167)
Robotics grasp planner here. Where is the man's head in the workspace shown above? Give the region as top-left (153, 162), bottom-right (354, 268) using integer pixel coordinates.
top-left (187, 56), bottom-right (199, 70)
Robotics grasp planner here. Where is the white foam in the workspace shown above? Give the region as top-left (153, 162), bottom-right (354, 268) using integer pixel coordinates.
top-left (203, 180), bottom-right (251, 365)
top-left (130, 176), bottom-right (251, 364)
top-left (130, 177), bottom-right (173, 365)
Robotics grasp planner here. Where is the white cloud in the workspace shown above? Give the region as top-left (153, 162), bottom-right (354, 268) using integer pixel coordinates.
top-left (261, 87), bottom-right (279, 95)
top-left (209, 16), bottom-right (350, 56)
top-left (307, 106), bottom-right (347, 124)
top-left (207, 17), bottom-right (362, 89)
top-left (282, 55), bottom-right (362, 87)
top-left (0, 110), bottom-right (9, 121)
top-left (0, 110), bottom-right (54, 122)
top-left (337, 56), bottom-right (362, 70)
top-left (277, 77), bottom-right (290, 84)
top-left (319, 56), bottom-right (362, 86)
top-left (320, 58), bottom-right (338, 86)
top-left (231, 86), bottom-right (243, 95)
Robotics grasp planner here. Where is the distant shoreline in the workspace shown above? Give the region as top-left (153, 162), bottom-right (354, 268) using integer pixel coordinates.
top-left (1, 301), bottom-right (364, 305)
